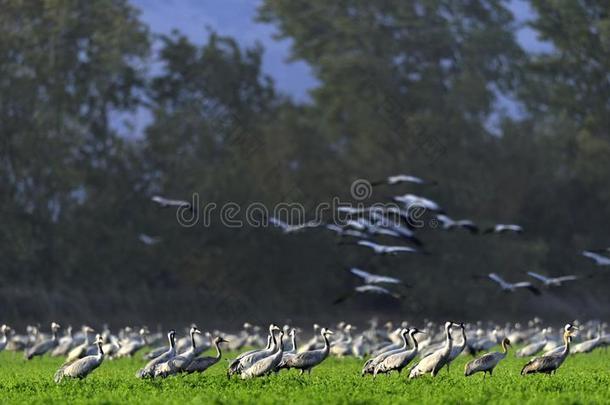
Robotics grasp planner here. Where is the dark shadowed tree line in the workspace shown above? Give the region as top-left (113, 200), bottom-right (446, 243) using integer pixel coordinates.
top-left (0, 0), bottom-right (609, 328)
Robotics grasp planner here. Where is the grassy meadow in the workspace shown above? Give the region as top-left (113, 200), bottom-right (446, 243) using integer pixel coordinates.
top-left (0, 348), bottom-right (609, 404)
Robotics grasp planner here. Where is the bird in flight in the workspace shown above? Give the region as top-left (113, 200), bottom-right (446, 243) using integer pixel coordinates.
top-left (484, 273), bottom-right (541, 295)
top-left (349, 268), bottom-right (401, 285)
top-left (356, 240), bottom-right (419, 255)
top-left (483, 224), bottom-right (523, 234)
top-left (269, 217), bottom-right (321, 234)
top-left (138, 234), bottom-right (161, 246)
top-left (393, 194), bottom-right (444, 213)
top-left (526, 272), bottom-right (579, 287)
top-left (372, 174), bottom-right (434, 187)
top-left (151, 195), bottom-right (192, 210)
top-left (333, 285), bottom-right (402, 304)
top-left (581, 250), bottom-right (610, 266)
top-left (435, 214), bottom-right (479, 234)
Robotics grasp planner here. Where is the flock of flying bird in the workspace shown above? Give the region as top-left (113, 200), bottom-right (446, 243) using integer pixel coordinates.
top-left (0, 318), bottom-right (607, 383)
top-left (258, 174), bottom-right (609, 301)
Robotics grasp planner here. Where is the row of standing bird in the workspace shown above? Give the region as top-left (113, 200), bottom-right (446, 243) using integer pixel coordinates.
top-left (1, 318), bottom-right (607, 383)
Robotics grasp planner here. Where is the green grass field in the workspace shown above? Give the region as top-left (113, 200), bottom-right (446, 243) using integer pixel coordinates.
top-left (1, 348), bottom-right (609, 404)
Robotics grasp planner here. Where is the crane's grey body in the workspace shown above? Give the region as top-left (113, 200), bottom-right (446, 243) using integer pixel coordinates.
top-left (65, 326), bottom-right (95, 364)
top-left (409, 322), bottom-right (455, 378)
top-left (229, 325), bottom-right (280, 377)
top-left (116, 328), bottom-right (147, 358)
top-left (362, 329), bottom-right (408, 376)
top-left (51, 326), bottom-right (74, 357)
top-left (464, 338), bottom-right (511, 378)
top-left (25, 323), bottom-right (60, 360)
top-left (282, 328), bottom-right (333, 374)
top-left (185, 336), bottom-right (227, 374)
top-left (374, 328), bottom-right (422, 376)
top-left (241, 331), bottom-right (284, 379)
top-left (136, 330), bottom-right (176, 378)
top-left (154, 327), bottom-right (201, 378)
top-left (55, 339), bottom-right (104, 383)
top-left (227, 333), bottom-right (273, 377)
top-left (521, 328), bottom-right (574, 375)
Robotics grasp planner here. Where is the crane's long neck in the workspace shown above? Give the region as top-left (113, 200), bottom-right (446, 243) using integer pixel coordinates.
top-left (442, 327), bottom-right (453, 356)
top-left (561, 332), bottom-right (571, 357)
top-left (501, 340), bottom-right (509, 354)
top-left (190, 331), bottom-right (197, 352)
top-left (400, 332), bottom-right (409, 350)
top-left (168, 334), bottom-right (176, 353)
top-left (52, 329), bottom-right (58, 342)
top-left (277, 334), bottom-right (284, 354)
top-left (291, 334), bottom-right (297, 352)
top-left (322, 333), bottom-right (330, 354)
top-left (97, 342), bottom-right (104, 359)
top-left (409, 332), bottom-right (419, 352)
top-left (270, 331), bottom-right (278, 352)
top-left (214, 341), bottom-right (222, 359)
top-left (84, 330), bottom-right (91, 345)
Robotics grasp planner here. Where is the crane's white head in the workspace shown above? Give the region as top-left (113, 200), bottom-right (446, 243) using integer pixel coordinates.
top-left (83, 325), bottom-right (95, 334)
top-left (51, 322), bottom-right (61, 331)
top-left (139, 327), bottom-right (149, 336)
top-left (190, 326), bottom-right (201, 335)
top-left (410, 327), bottom-right (424, 335)
top-left (320, 327), bottom-right (334, 336)
top-left (214, 336), bottom-right (229, 345)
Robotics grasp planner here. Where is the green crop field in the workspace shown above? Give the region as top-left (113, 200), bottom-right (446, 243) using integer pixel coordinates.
top-left (0, 349), bottom-right (609, 404)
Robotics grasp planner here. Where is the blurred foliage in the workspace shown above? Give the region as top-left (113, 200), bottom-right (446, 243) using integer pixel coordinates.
top-left (0, 0), bottom-right (608, 327)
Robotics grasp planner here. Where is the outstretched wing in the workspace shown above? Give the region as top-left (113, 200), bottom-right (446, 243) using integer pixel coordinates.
top-left (555, 275), bottom-right (579, 283)
top-left (488, 273), bottom-right (506, 286)
top-left (513, 282), bottom-right (541, 295)
top-left (527, 272), bottom-right (548, 283)
top-left (349, 267), bottom-right (371, 281)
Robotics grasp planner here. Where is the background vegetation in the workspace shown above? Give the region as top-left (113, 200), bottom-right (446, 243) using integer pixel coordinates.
top-left (1, 0), bottom-right (609, 327)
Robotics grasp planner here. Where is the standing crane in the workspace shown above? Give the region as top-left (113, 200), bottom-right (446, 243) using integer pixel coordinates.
top-left (136, 329), bottom-right (176, 378)
top-left (464, 338), bottom-right (511, 378)
top-left (25, 322), bottom-right (60, 360)
top-left (54, 336), bottom-right (105, 383)
top-left (281, 328), bottom-right (334, 375)
top-left (409, 322), bottom-right (457, 378)
top-left (374, 328), bottom-right (424, 376)
top-left (521, 326), bottom-right (576, 375)
top-left (185, 336), bottom-right (229, 374)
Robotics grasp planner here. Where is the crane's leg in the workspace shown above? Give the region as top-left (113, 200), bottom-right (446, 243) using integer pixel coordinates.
top-left (489, 369), bottom-right (493, 377)
top-left (483, 371), bottom-right (486, 380)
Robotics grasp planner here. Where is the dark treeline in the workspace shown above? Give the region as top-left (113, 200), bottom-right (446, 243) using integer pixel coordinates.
top-left (1, 0), bottom-right (609, 328)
